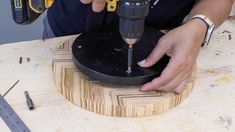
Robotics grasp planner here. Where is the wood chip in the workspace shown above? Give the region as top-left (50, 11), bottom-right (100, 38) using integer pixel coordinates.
top-left (222, 30), bottom-right (232, 34)
top-left (218, 116), bottom-right (233, 130)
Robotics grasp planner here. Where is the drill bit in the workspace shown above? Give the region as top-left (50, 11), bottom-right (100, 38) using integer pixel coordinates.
top-left (3, 80), bottom-right (20, 97)
top-left (24, 91), bottom-right (34, 110)
top-left (126, 44), bottom-right (133, 74)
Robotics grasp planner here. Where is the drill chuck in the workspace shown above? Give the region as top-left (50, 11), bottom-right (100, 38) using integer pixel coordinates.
top-left (117, 0), bottom-right (149, 45)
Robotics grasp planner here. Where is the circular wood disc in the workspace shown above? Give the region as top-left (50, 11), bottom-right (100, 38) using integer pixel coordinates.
top-left (52, 36), bottom-right (195, 117)
top-left (72, 25), bottom-right (170, 85)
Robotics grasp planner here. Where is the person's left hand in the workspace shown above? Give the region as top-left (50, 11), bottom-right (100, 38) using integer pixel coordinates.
top-left (138, 19), bottom-right (207, 93)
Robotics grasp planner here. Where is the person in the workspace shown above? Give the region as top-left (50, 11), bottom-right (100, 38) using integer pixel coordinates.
top-left (43, 0), bottom-right (234, 93)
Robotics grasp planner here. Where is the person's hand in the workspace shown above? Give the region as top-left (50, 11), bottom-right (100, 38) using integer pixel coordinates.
top-left (80, 0), bottom-right (106, 12)
top-left (138, 19), bottom-right (207, 93)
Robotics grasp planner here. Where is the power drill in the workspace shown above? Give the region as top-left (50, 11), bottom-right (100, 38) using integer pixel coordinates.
top-left (117, 0), bottom-right (149, 73)
top-left (11, 0), bottom-right (149, 73)
top-left (10, 0), bottom-right (53, 24)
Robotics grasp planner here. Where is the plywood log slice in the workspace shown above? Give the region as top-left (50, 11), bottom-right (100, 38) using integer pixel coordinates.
top-left (52, 37), bottom-right (195, 117)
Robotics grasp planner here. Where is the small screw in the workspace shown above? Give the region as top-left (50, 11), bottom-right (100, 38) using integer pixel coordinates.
top-left (229, 34), bottom-right (232, 40)
top-left (26, 57), bottom-right (30, 62)
top-left (19, 57), bottom-right (22, 64)
top-left (24, 91), bottom-right (34, 110)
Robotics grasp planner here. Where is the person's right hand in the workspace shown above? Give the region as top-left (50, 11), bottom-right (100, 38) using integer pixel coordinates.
top-left (80, 0), bottom-right (106, 12)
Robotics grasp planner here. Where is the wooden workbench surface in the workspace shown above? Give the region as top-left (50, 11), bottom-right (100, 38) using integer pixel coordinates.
top-left (0, 19), bottom-right (235, 132)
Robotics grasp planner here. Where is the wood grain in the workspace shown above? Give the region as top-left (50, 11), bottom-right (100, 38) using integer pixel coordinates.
top-left (52, 37), bottom-right (195, 117)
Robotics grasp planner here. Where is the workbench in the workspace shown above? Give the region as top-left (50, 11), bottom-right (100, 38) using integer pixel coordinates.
top-left (0, 19), bottom-right (235, 132)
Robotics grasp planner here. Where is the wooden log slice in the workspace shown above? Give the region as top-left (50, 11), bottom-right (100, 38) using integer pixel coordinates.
top-left (52, 37), bottom-right (195, 117)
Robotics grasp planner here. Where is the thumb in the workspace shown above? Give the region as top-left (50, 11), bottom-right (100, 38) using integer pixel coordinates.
top-left (92, 0), bottom-right (106, 12)
top-left (80, 0), bottom-right (92, 4)
top-left (138, 43), bottom-right (167, 67)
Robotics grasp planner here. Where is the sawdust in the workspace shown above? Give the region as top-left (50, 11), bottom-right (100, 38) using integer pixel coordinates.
top-left (214, 50), bottom-right (222, 56)
top-left (218, 116), bottom-right (233, 130)
top-left (197, 66), bottom-right (233, 77)
top-left (213, 73), bottom-right (231, 85)
top-left (56, 127), bottom-right (62, 132)
top-left (209, 83), bottom-right (217, 88)
top-left (222, 30), bottom-right (232, 34)
top-left (221, 30), bottom-right (233, 40)
top-left (209, 73), bottom-right (231, 88)
top-left (136, 119), bottom-right (148, 132)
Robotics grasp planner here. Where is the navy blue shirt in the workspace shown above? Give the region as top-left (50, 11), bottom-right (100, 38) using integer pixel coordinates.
top-left (47, 0), bottom-right (195, 37)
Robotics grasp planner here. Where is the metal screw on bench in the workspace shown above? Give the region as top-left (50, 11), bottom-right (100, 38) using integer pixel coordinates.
top-left (24, 91), bottom-right (34, 110)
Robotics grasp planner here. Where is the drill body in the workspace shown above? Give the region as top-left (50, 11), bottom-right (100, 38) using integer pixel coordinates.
top-left (11, 0), bottom-right (53, 24)
top-left (117, 0), bottom-right (149, 73)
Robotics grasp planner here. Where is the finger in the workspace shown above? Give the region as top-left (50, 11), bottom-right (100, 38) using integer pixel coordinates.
top-left (156, 66), bottom-right (193, 91)
top-left (158, 70), bottom-right (191, 92)
top-left (141, 56), bottom-right (185, 91)
top-left (174, 69), bottom-right (194, 93)
top-left (174, 75), bottom-right (192, 94)
top-left (173, 82), bottom-right (187, 94)
top-left (92, 0), bottom-right (106, 12)
top-left (138, 40), bottom-right (169, 68)
top-left (80, 0), bottom-right (92, 4)
top-left (149, 65), bottom-right (192, 92)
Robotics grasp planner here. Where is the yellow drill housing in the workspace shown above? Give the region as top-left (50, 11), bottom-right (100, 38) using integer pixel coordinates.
top-left (33, 0), bottom-right (117, 12)
top-left (107, 0), bottom-right (117, 12)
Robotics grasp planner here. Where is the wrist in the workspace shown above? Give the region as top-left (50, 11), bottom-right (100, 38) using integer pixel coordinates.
top-left (185, 19), bottom-right (208, 44)
top-left (189, 15), bottom-right (216, 47)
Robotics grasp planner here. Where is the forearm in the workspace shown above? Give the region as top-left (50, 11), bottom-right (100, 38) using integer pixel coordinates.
top-left (188, 0), bottom-right (234, 27)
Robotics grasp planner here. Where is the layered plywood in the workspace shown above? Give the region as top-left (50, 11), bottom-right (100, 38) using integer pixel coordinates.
top-left (52, 37), bottom-right (195, 117)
